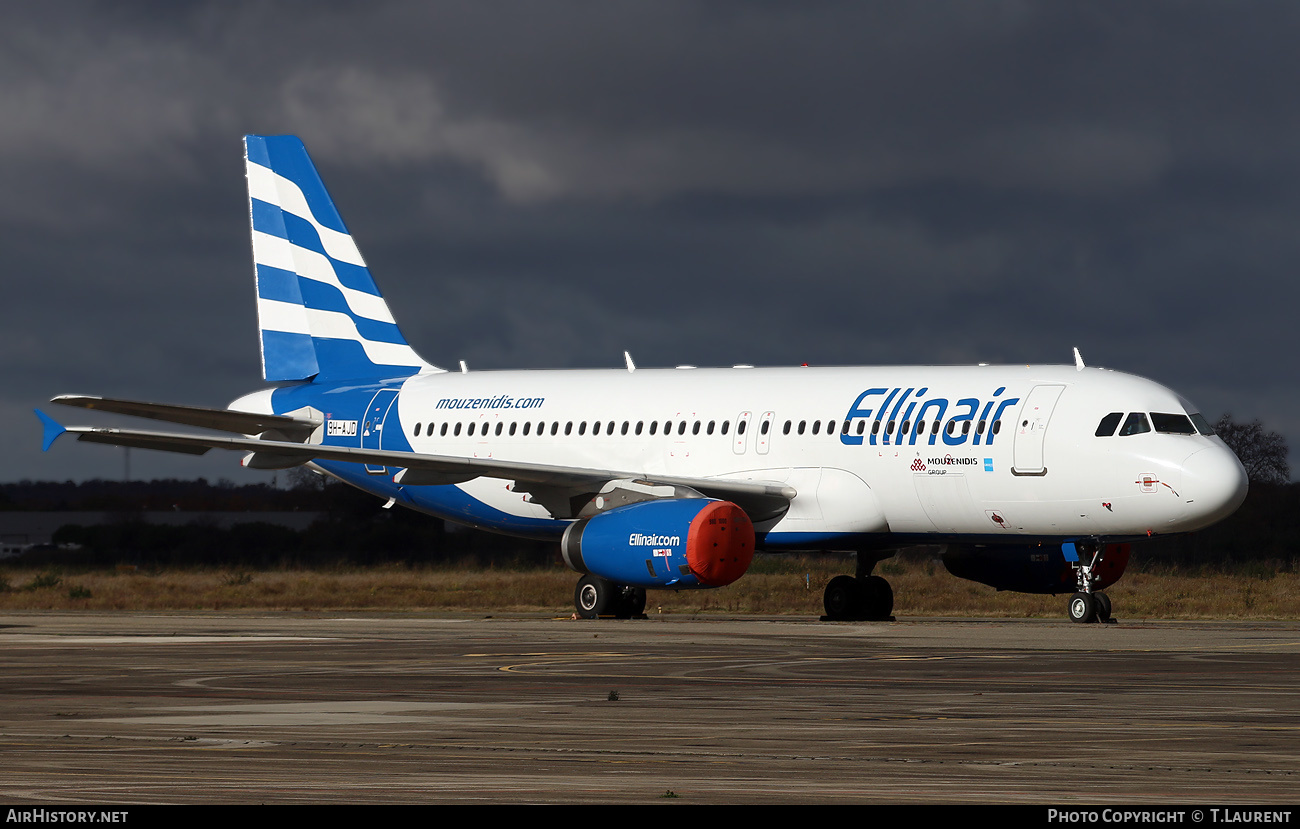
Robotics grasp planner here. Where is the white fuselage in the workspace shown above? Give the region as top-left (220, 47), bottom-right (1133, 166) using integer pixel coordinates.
top-left (255, 362), bottom-right (1246, 548)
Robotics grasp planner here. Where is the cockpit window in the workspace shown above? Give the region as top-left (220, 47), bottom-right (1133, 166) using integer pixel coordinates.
top-left (1119, 412), bottom-right (1151, 436)
top-left (1189, 412), bottom-right (1215, 436)
top-left (1177, 395), bottom-right (1217, 436)
top-left (1151, 413), bottom-right (1196, 435)
top-left (1095, 412), bottom-right (1123, 437)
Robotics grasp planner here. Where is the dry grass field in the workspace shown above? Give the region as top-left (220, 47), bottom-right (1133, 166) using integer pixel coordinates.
top-left (0, 555), bottom-right (1295, 618)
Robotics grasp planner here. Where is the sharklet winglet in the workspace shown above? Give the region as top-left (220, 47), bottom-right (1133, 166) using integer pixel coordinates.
top-left (35, 409), bottom-right (66, 452)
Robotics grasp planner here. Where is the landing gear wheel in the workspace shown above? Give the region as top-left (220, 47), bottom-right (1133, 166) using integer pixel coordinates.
top-left (575, 575), bottom-right (615, 619)
top-left (860, 575), bottom-right (894, 621)
top-left (824, 575), bottom-right (862, 620)
top-left (1093, 592), bottom-right (1112, 623)
top-left (823, 575), bottom-right (895, 621)
top-left (1068, 592), bottom-right (1097, 624)
top-left (615, 585), bottom-right (647, 618)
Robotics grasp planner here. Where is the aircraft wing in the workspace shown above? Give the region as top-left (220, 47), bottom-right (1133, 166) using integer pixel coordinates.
top-left (36, 411), bottom-right (796, 521)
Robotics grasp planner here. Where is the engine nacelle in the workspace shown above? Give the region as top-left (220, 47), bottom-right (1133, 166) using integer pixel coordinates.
top-left (941, 542), bottom-right (1131, 594)
top-left (560, 498), bottom-right (755, 589)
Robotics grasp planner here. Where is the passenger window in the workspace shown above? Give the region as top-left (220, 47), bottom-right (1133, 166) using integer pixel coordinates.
top-left (798, 420), bottom-right (806, 435)
top-left (636, 421), bottom-right (644, 435)
top-left (782, 421), bottom-right (790, 435)
top-left (649, 421), bottom-right (658, 436)
top-left (495, 422), bottom-right (503, 436)
top-left (855, 420), bottom-right (865, 435)
top-left (427, 423), bottom-right (436, 437)
top-left (812, 420), bottom-right (821, 435)
top-left (412, 423), bottom-right (421, 437)
top-left (454, 423), bottom-right (462, 436)
top-left (721, 421), bottom-right (730, 435)
top-left (1095, 412), bottom-right (1123, 437)
top-left (738, 420), bottom-right (747, 435)
top-left (440, 423), bottom-right (448, 437)
top-left (1119, 412), bottom-right (1151, 436)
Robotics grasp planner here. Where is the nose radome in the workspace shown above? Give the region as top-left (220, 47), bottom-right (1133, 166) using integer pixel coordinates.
top-left (1180, 446), bottom-right (1249, 530)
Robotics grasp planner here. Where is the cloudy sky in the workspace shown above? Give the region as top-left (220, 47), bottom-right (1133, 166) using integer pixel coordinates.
top-left (7, 2), bottom-right (1298, 483)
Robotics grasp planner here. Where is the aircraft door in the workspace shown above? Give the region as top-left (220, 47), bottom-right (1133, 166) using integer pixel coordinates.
top-left (1012, 384), bottom-right (1065, 476)
top-left (362, 389), bottom-right (400, 474)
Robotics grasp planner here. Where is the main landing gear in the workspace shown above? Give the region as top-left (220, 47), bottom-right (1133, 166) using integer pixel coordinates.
top-left (574, 575), bottom-right (647, 619)
top-left (1067, 541), bottom-right (1114, 624)
top-left (822, 554), bottom-right (895, 621)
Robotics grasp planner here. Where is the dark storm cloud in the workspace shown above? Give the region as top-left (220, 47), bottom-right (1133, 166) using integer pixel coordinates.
top-left (5, 2), bottom-right (1299, 481)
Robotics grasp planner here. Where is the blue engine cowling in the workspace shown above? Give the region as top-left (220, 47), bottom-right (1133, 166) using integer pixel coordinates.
top-left (560, 498), bottom-right (755, 589)
top-left (941, 542), bottom-right (1131, 594)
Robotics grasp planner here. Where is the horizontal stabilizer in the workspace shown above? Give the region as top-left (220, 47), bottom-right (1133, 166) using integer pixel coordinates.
top-left (51, 395), bottom-right (320, 438)
top-left (75, 430), bottom-right (213, 455)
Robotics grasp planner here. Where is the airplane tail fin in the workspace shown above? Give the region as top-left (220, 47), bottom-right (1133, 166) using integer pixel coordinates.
top-left (245, 135), bottom-right (441, 382)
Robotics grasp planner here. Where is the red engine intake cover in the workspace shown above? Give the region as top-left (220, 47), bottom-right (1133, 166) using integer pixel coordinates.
top-left (684, 501), bottom-right (755, 587)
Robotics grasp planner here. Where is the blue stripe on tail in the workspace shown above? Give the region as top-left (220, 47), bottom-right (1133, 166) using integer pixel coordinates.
top-left (245, 135), bottom-right (438, 382)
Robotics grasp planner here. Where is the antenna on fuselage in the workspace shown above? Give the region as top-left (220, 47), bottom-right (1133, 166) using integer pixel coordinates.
top-left (624, 351), bottom-right (636, 373)
top-left (460, 360), bottom-right (468, 374)
top-left (1073, 347), bottom-right (1085, 371)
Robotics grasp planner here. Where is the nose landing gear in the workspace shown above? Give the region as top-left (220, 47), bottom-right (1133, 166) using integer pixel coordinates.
top-left (1067, 541), bottom-right (1115, 624)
